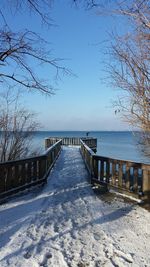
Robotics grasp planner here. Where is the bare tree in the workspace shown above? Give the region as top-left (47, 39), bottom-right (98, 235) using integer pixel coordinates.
top-left (0, 0), bottom-right (109, 94)
top-left (0, 1), bottom-right (71, 95)
top-left (105, 0), bottom-right (150, 155)
top-left (110, 32), bottom-right (150, 128)
top-left (0, 89), bottom-right (40, 162)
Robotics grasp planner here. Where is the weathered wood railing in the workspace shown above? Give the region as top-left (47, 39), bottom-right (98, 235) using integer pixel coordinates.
top-left (0, 139), bottom-right (62, 199)
top-left (45, 137), bottom-right (97, 152)
top-left (1, 136), bottom-right (149, 202)
top-left (80, 139), bottom-right (150, 202)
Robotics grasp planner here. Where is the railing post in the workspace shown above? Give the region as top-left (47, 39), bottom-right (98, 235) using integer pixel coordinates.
top-left (118, 162), bottom-right (123, 188)
top-left (27, 162), bottom-right (32, 183)
top-left (142, 165), bottom-right (150, 202)
top-left (21, 163), bottom-right (26, 185)
top-left (106, 160), bottom-right (110, 183)
top-left (125, 163), bottom-right (130, 190)
top-left (111, 161), bottom-right (116, 186)
top-left (0, 167), bottom-right (6, 194)
top-left (133, 167), bottom-right (138, 192)
top-left (45, 138), bottom-right (50, 149)
top-left (89, 155), bottom-right (93, 178)
top-left (100, 160), bottom-right (104, 182)
top-left (93, 156), bottom-right (98, 180)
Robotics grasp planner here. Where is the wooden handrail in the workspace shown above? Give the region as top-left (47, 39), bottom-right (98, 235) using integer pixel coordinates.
top-left (0, 139), bottom-right (62, 199)
top-left (80, 139), bottom-right (150, 202)
top-left (1, 136), bottom-right (149, 203)
top-left (45, 137), bottom-right (97, 151)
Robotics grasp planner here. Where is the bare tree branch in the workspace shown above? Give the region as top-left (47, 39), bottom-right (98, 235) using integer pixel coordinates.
top-left (0, 29), bottom-right (72, 94)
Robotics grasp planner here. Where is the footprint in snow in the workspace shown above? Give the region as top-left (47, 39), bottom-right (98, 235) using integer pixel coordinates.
top-left (26, 224), bottom-right (38, 241)
top-left (40, 252), bottom-right (52, 266)
top-left (24, 251), bottom-right (32, 259)
top-left (77, 262), bottom-right (90, 267)
top-left (104, 244), bottom-right (133, 266)
top-left (114, 249), bottom-right (133, 264)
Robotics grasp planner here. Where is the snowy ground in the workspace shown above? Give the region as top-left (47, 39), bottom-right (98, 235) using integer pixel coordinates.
top-left (0, 146), bottom-right (150, 267)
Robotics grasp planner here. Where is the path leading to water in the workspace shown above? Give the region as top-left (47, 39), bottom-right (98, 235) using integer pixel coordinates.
top-left (0, 146), bottom-right (150, 267)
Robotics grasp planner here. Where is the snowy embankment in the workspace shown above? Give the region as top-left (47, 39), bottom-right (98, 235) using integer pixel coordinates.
top-left (0, 146), bottom-right (150, 267)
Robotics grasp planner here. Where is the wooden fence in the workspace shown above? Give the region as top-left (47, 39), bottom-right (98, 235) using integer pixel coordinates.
top-left (45, 137), bottom-right (97, 152)
top-left (80, 139), bottom-right (150, 202)
top-left (0, 139), bottom-right (62, 199)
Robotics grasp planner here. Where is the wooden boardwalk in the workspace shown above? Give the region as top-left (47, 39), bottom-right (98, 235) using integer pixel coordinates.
top-left (0, 137), bottom-right (150, 203)
top-left (0, 146), bottom-right (150, 266)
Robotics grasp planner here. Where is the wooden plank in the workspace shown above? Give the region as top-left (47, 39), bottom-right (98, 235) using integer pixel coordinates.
top-left (0, 166), bottom-right (6, 193)
top-left (118, 162), bottom-right (123, 188)
top-left (125, 163), bottom-right (130, 190)
top-left (30, 161), bottom-right (36, 181)
top-left (5, 166), bottom-right (13, 191)
top-left (26, 162), bottom-right (32, 183)
top-left (92, 158), bottom-right (98, 179)
top-left (133, 167), bottom-right (138, 192)
top-left (111, 162), bottom-right (116, 185)
top-left (142, 169), bottom-right (150, 202)
top-left (18, 165), bottom-right (23, 186)
top-left (20, 163), bottom-right (26, 185)
top-left (106, 160), bottom-right (110, 183)
top-left (100, 160), bottom-right (104, 182)
top-left (39, 159), bottom-right (46, 179)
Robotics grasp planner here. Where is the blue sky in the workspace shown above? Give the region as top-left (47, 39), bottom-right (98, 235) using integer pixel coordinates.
top-left (1, 1), bottom-right (130, 131)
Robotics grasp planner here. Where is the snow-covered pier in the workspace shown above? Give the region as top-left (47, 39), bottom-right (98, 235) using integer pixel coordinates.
top-left (1, 137), bottom-right (149, 203)
top-left (0, 146), bottom-right (150, 267)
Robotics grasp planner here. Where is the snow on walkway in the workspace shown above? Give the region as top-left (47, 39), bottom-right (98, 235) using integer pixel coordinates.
top-left (0, 146), bottom-right (150, 267)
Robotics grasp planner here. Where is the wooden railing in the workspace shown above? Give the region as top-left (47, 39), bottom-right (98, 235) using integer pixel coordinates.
top-left (2, 136), bottom-right (149, 202)
top-left (80, 139), bottom-right (150, 202)
top-left (0, 139), bottom-right (62, 199)
top-left (45, 137), bottom-right (97, 151)
top-left (81, 138), bottom-right (97, 152)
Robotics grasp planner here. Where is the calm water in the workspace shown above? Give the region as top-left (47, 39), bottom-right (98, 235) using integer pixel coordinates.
top-left (32, 131), bottom-right (150, 164)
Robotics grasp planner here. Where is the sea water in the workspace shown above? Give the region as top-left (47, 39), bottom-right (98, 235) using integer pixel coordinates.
top-left (32, 131), bottom-right (150, 164)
